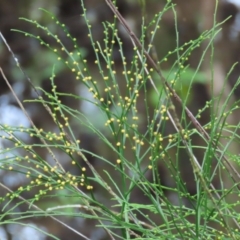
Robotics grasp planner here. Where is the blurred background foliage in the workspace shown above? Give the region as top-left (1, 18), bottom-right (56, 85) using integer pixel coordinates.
top-left (1, 0), bottom-right (240, 239)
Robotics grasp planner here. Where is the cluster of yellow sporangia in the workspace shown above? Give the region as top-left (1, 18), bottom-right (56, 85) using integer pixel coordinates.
top-left (27, 165), bottom-right (93, 195)
top-left (1, 157), bottom-right (92, 203)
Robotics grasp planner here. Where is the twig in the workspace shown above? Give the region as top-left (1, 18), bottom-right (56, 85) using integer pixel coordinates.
top-left (104, 0), bottom-right (240, 235)
top-left (104, 0), bottom-right (240, 186)
top-left (0, 28), bottom-right (117, 240)
top-left (0, 182), bottom-right (91, 240)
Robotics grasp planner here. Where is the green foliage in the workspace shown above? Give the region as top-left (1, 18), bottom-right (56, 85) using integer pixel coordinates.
top-left (150, 67), bottom-right (207, 104)
top-left (1, 0), bottom-right (240, 239)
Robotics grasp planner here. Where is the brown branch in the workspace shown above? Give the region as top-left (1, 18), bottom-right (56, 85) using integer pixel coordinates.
top-left (104, 0), bottom-right (240, 234)
top-left (104, 0), bottom-right (240, 185)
